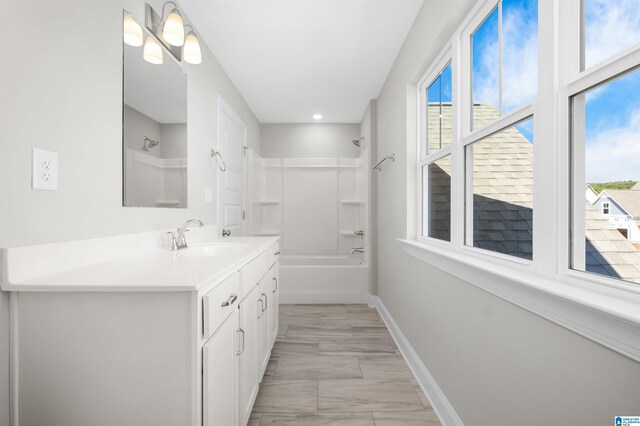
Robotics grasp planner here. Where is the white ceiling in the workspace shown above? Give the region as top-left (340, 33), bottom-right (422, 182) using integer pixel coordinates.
top-left (180, 0), bottom-right (424, 123)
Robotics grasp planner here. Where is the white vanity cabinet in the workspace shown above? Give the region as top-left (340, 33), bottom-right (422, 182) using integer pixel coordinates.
top-left (237, 284), bottom-right (260, 425)
top-left (269, 263), bottom-right (280, 344)
top-left (257, 273), bottom-right (272, 379)
top-left (3, 236), bottom-right (280, 426)
top-left (204, 240), bottom-right (280, 426)
top-left (203, 308), bottom-right (239, 426)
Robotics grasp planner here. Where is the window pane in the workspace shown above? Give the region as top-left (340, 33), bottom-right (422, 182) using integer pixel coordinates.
top-left (422, 156), bottom-right (452, 241)
top-left (584, 0), bottom-right (640, 70)
top-left (502, 0), bottom-right (538, 114)
top-left (472, 7), bottom-right (499, 129)
top-left (426, 63), bottom-right (452, 155)
top-left (472, 1), bottom-right (538, 126)
top-left (467, 117), bottom-right (534, 260)
top-left (571, 68), bottom-right (640, 284)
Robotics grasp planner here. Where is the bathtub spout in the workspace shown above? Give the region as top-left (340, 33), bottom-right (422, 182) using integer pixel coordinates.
top-left (350, 247), bottom-right (365, 254)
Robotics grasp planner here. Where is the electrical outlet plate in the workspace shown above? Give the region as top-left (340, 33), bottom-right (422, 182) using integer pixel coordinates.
top-left (32, 148), bottom-right (58, 191)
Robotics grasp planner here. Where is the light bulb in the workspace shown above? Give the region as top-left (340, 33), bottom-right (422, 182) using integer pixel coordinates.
top-left (163, 8), bottom-right (184, 46)
top-left (313, 114), bottom-right (323, 120)
top-left (123, 14), bottom-right (143, 47)
top-left (143, 36), bottom-right (163, 64)
top-left (183, 31), bottom-right (202, 64)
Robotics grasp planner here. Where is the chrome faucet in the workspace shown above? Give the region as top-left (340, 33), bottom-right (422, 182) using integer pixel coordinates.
top-left (168, 219), bottom-right (204, 250)
top-left (351, 247), bottom-right (365, 254)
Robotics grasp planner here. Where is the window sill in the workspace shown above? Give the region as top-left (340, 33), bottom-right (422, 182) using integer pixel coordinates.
top-left (399, 239), bottom-right (640, 362)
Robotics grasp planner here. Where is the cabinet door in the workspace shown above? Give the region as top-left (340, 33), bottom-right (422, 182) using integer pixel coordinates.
top-left (270, 264), bottom-right (280, 345)
top-left (239, 285), bottom-right (259, 425)
top-left (203, 309), bottom-right (239, 426)
top-left (257, 274), bottom-right (271, 379)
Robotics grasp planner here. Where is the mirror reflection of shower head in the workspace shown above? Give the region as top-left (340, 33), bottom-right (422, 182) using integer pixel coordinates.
top-left (142, 136), bottom-right (160, 152)
top-left (352, 136), bottom-right (365, 147)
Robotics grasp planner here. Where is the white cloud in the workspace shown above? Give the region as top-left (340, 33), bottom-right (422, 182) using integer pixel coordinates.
top-left (472, 3), bottom-right (537, 113)
top-left (502, 5), bottom-right (537, 113)
top-left (472, 21), bottom-right (499, 108)
top-left (585, 108), bottom-right (640, 182)
top-left (585, 0), bottom-right (640, 68)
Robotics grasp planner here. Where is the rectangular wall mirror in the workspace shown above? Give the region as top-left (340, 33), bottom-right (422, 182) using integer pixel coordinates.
top-left (123, 18), bottom-right (188, 208)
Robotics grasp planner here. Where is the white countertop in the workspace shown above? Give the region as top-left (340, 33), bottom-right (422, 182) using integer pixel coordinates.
top-left (1, 230), bottom-right (279, 292)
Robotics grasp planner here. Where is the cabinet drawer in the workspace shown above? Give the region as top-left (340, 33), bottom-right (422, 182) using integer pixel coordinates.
top-left (270, 242), bottom-right (280, 268)
top-left (203, 273), bottom-right (240, 339)
top-left (239, 249), bottom-right (271, 299)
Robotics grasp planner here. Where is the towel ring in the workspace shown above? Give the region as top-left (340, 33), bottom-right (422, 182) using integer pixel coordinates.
top-left (210, 149), bottom-right (226, 172)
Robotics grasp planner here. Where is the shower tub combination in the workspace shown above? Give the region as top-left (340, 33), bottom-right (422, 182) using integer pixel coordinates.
top-left (278, 254), bottom-right (369, 304)
top-left (248, 151), bottom-right (370, 304)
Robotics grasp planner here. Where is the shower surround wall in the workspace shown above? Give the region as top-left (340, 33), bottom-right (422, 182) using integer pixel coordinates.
top-left (123, 105), bottom-right (188, 207)
top-left (253, 123), bottom-right (370, 303)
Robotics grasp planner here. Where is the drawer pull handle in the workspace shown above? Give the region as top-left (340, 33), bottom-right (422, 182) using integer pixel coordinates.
top-left (236, 328), bottom-right (245, 355)
top-left (257, 298), bottom-right (264, 319)
top-left (272, 277), bottom-right (278, 293)
top-left (261, 293), bottom-right (268, 312)
top-left (221, 294), bottom-right (238, 307)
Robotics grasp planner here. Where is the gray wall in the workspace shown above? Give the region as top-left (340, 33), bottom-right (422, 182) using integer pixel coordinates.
top-left (0, 1), bottom-right (260, 423)
top-left (373, 0), bottom-right (640, 425)
top-left (261, 123), bottom-right (360, 158)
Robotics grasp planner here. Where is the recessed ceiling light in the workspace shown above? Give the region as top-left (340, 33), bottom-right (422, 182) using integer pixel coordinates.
top-left (312, 114), bottom-right (323, 120)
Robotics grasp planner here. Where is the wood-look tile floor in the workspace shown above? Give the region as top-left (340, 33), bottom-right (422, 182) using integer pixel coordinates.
top-left (250, 304), bottom-right (441, 426)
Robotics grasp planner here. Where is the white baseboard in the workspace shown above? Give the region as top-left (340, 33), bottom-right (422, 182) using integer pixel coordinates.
top-left (368, 295), bottom-right (464, 426)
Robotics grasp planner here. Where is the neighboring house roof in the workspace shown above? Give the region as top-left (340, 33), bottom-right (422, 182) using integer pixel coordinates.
top-left (585, 201), bottom-right (640, 283)
top-left (598, 189), bottom-right (640, 218)
top-left (632, 181), bottom-right (640, 191)
top-left (585, 184), bottom-right (598, 204)
top-left (427, 103), bottom-right (640, 282)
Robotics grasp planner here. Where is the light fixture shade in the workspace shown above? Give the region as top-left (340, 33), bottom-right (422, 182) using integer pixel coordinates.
top-left (183, 31), bottom-right (202, 64)
top-left (143, 36), bottom-right (163, 64)
top-left (313, 114), bottom-right (323, 120)
top-left (163, 8), bottom-right (184, 46)
top-left (123, 15), bottom-right (143, 47)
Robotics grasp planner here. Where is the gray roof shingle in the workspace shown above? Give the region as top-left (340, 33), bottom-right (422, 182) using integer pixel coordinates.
top-left (427, 103), bottom-right (640, 281)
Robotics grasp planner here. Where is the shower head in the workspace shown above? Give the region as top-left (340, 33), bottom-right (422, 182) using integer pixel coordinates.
top-left (352, 136), bottom-right (365, 147)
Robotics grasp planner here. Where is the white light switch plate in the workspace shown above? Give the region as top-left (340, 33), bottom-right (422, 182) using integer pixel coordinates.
top-left (32, 148), bottom-right (58, 190)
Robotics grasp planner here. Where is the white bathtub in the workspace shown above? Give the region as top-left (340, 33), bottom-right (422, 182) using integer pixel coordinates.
top-left (278, 255), bottom-right (370, 304)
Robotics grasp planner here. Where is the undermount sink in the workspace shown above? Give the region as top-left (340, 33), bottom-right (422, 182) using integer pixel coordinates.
top-left (178, 243), bottom-right (249, 257)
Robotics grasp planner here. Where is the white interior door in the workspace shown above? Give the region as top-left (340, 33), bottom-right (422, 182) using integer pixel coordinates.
top-left (217, 97), bottom-right (246, 236)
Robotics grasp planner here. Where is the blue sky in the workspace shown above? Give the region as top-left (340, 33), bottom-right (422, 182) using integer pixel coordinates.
top-left (472, 0), bottom-right (538, 142)
top-left (429, 0), bottom-right (640, 183)
top-left (583, 0), bottom-right (640, 182)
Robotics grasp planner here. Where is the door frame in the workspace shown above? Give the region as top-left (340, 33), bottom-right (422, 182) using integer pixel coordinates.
top-left (217, 95), bottom-right (248, 236)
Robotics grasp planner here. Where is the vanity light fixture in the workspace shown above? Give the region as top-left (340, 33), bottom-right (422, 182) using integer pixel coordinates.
top-left (123, 12), bottom-right (143, 47)
top-left (144, 2), bottom-right (203, 65)
top-left (183, 25), bottom-right (202, 65)
top-left (161, 2), bottom-right (185, 47)
top-left (143, 36), bottom-right (163, 65)
top-left (313, 114), bottom-right (323, 120)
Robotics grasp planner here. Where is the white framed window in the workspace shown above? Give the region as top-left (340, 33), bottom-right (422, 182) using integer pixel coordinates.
top-left (408, 0), bottom-right (640, 361)
top-left (567, 0), bottom-right (640, 285)
top-left (418, 54), bottom-right (454, 242)
top-left (462, 0), bottom-right (538, 260)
